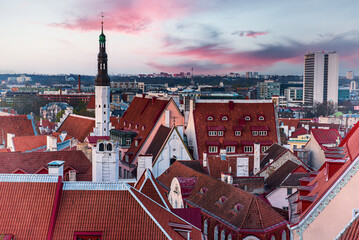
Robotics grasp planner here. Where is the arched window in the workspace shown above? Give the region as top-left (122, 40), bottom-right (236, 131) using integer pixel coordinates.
top-left (207, 116), bottom-right (214, 121)
top-left (281, 231), bottom-right (286, 240)
top-left (258, 116), bottom-right (265, 121)
top-left (99, 143), bottom-right (104, 151)
top-left (170, 156), bottom-right (177, 165)
top-left (271, 235), bottom-right (276, 240)
top-left (221, 230), bottom-right (226, 240)
top-left (245, 116), bottom-right (251, 121)
top-left (106, 143), bottom-right (112, 151)
top-left (228, 234), bottom-right (232, 240)
top-left (204, 219), bottom-right (209, 235)
top-left (222, 116), bottom-right (228, 121)
top-left (214, 226), bottom-right (219, 240)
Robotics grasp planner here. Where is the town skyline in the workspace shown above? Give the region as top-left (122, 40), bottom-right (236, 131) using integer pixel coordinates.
top-left (1, 0), bottom-right (359, 75)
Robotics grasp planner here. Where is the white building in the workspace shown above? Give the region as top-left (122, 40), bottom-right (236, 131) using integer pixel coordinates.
top-left (347, 71), bottom-right (354, 80)
top-left (303, 51), bottom-right (339, 105)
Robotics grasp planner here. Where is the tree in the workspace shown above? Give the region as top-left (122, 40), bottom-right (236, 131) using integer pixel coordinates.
top-left (312, 101), bottom-right (337, 117)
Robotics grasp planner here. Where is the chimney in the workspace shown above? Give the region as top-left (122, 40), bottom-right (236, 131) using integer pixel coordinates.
top-left (189, 99), bottom-right (195, 116)
top-left (59, 87), bottom-right (62, 103)
top-left (203, 152), bottom-right (208, 167)
top-left (47, 135), bottom-right (57, 151)
top-left (152, 96), bottom-right (156, 105)
top-left (228, 101), bottom-right (234, 110)
top-left (165, 110), bottom-right (170, 127)
top-left (6, 133), bottom-right (15, 151)
top-left (253, 143), bottom-right (261, 175)
top-left (137, 154), bottom-right (153, 180)
top-left (69, 170), bottom-right (77, 181)
top-left (48, 160), bottom-right (65, 178)
top-left (78, 75), bottom-right (81, 93)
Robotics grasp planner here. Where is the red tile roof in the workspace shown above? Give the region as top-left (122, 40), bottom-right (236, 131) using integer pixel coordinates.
top-left (0, 179), bottom-right (57, 239)
top-left (86, 95), bottom-right (95, 109)
top-left (337, 214), bottom-right (359, 240)
top-left (290, 127), bottom-right (308, 138)
top-left (193, 100), bottom-right (279, 159)
top-left (279, 118), bottom-right (312, 130)
top-left (85, 136), bottom-right (110, 144)
top-left (57, 114), bottom-right (95, 142)
top-left (0, 151), bottom-right (92, 181)
top-left (12, 135), bottom-right (47, 152)
top-left (0, 115), bottom-right (37, 145)
top-left (312, 128), bottom-right (341, 145)
top-left (292, 122), bottom-right (359, 225)
top-left (117, 96), bottom-right (170, 163)
top-left (157, 161), bottom-right (287, 234)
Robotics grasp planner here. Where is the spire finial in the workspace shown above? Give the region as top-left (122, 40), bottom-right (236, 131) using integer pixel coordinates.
top-left (101, 12), bottom-right (104, 34)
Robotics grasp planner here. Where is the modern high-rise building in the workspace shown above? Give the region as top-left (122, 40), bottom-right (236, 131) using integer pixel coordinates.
top-left (303, 51), bottom-right (339, 106)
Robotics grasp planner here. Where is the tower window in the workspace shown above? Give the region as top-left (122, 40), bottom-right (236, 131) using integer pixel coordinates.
top-left (99, 143), bottom-right (104, 151)
top-left (104, 104), bottom-right (106, 108)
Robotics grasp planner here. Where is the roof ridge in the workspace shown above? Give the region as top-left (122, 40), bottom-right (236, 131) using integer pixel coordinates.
top-left (240, 196), bottom-right (255, 229)
top-left (255, 197), bottom-right (265, 229)
top-left (69, 114), bottom-right (95, 121)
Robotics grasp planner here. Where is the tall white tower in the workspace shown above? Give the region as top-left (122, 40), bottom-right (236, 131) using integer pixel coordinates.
top-left (303, 51), bottom-right (339, 106)
top-left (92, 140), bottom-right (119, 182)
top-left (94, 18), bottom-right (111, 137)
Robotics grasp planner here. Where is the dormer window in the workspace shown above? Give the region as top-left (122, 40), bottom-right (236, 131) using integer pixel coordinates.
top-left (123, 121), bottom-right (127, 126)
top-left (125, 155), bottom-right (129, 162)
top-left (218, 131), bottom-right (224, 136)
top-left (207, 116), bottom-right (214, 121)
top-left (218, 196), bottom-right (227, 204)
top-left (233, 203), bottom-right (243, 212)
top-left (129, 123), bottom-right (132, 128)
top-left (252, 131), bottom-right (258, 136)
top-left (209, 131), bottom-right (217, 136)
top-left (235, 131), bottom-right (241, 136)
top-left (221, 116), bottom-right (228, 121)
top-left (135, 140), bottom-right (138, 147)
top-left (259, 131), bottom-right (267, 136)
top-left (135, 124), bottom-right (139, 129)
top-left (126, 137), bottom-right (131, 146)
top-left (258, 115), bottom-right (265, 121)
top-left (245, 116), bottom-right (251, 121)
top-left (200, 187), bottom-right (208, 194)
top-left (142, 125), bottom-right (145, 131)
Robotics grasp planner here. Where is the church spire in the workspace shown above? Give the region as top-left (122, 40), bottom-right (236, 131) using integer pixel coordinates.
top-left (95, 13), bottom-right (110, 86)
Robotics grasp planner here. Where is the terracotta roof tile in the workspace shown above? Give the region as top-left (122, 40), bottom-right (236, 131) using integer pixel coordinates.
top-left (157, 161), bottom-right (287, 233)
top-left (117, 96), bottom-right (170, 163)
top-left (12, 135), bottom-right (47, 152)
top-left (0, 151), bottom-right (92, 181)
top-left (193, 101), bottom-right (279, 158)
top-left (57, 114), bottom-right (95, 142)
top-left (311, 128), bottom-right (341, 145)
top-left (337, 214), bottom-right (359, 240)
top-left (290, 127), bottom-right (309, 138)
top-left (0, 115), bottom-right (37, 145)
top-left (86, 95), bottom-right (95, 109)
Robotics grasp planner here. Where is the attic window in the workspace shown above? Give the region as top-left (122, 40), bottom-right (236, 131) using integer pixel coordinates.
top-left (218, 196), bottom-right (227, 204)
top-left (129, 123), bottom-right (132, 128)
top-left (233, 203), bottom-right (243, 212)
top-left (244, 116), bottom-right (251, 121)
top-left (135, 124), bottom-right (139, 129)
top-left (207, 116), bottom-right (214, 121)
top-left (221, 116), bottom-right (228, 121)
top-left (258, 115), bottom-right (265, 121)
top-left (142, 125), bottom-right (145, 131)
top-left (123, 121), bottom-right (127, 126)
top-left (200, 187), bottom-right (208, 194)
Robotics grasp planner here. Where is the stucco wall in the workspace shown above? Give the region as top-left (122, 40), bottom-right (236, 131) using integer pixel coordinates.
top-left (304, 137), bottom-right (325, 170)
top-left (267, 187), bottom-right (297, 209)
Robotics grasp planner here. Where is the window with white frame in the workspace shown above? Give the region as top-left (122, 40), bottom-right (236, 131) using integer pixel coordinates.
top-left (209, 131), bottom-right (217, 136)
top-left (252, 131), bottom-right (258, 136)
top-left (222, 116), bottom-right (228, 121)
top-left (226, 146), bottom-right (235, 153)
top-left (218, 131), bottom-right (224, 136)
top-left (258, 116), bottom-right (265, 121)
top-left (235, 131), bottom-right (241, 136)
top-left (207, 116), bottom-right (214, 121)
top-left (244, 146), bottom-right (253, 153)
top-left (261, 146), bottom-right (270, 152)
top-left (259, 131), bottom-right (267, 136)
top-left (245, 116), bottom-right (251, 121)
top-left (209, 146), bottom-right (218, 153)
top-left (126, 138), bottom-right (131, 146)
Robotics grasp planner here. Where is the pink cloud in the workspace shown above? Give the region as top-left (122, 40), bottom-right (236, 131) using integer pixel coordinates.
top-left (51, 0), bottom-right (194, 33)
top-left (232, 31), bottom-right (268, 38)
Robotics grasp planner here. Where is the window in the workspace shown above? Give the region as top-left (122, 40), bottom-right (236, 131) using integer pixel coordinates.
top-left (258, 116), bottom-right (265, 121)
top-left (244, 146), bottom-right (253, 153)
top-left (283, 207), bottom-right (289, 211)
top-left (119, 167), bottom-right (122, 178)
top-left (282, 231), bottom-right (287, 240)
top-left (245, 116), bottom-right (251, 121)
top-left (293, 145), bottom-right (297, 149)
top-left (126, 138), bottom-right (131, 146)
top-left (209, 131), bottom-right (217, 136)
top-left (226, 146), bottom-right (235, 153)
top-left (261, 146), bottom-right (270, 152)
top-left (142, 125), bottom-right (145, 131)
top-left (221, 230), bottom-right (226, 240)
top-left (135, 140), bottom-right (138, 147)
top-left (207, 116), bottom-right (214, 121)
top-left (209, 146), bottom-right (218, 153)
top-left (252, 131), bottom-right (258, 136)
top-left (104, 104), bottom-right (106, 108)
top-left (125, 155), bottom-right (129, 162)
top-left (214, 226), bottom-right (219, 240)
top-left (106, 143), bottom-right (112, 151)
top-left (99, 143), bottom-right (104, 151)
top-left (235, 131), bottom-right (241, 136)
top-left (129, 123), bottom-right (132, 128)
top-left (218, 131), bottom-right (224, 136)
top-left (259, 131), bottom-right (267, 136)
top-left (204, 219), bottom-right (209, 235)
top-left (228, 234), bottom-right (233, 240)
top-left (270, 235), bottom-right (276, 240)
top-left (222, 116), bottom-right (228, 121)
top-left (287, 188), bottom-right (293, 196)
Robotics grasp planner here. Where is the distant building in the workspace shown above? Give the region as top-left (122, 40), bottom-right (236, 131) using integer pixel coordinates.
top-left (338, 87), bottom-right (350, 101)
top-left (40, 102), bottom-right (73, 122)
top-left (347, 71), bottom-right (354, 80)
top-left (350, 80), bottom-right (357, 92)
top-left (257, 80), bottom-right (280, 99)
top-left (303, 51), bottom-right (339, 105)
top-left (284, 87), bottom-right (303, 102)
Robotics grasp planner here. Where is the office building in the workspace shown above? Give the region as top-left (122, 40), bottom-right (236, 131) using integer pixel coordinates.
top-left (303, 51), bottom-right (339, 106)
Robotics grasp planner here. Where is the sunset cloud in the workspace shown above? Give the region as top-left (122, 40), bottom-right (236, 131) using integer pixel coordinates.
top-left (232, 31), bottom-right (268, 38)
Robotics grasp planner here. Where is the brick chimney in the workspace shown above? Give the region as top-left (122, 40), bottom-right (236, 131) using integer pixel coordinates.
top-left (47, 136), bottom-right (57, 151)
top-left (253, 143), bottom-right (261, 175)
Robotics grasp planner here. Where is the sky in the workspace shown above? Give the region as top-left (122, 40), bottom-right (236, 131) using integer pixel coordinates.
top-left (1, 0), bottom-right (359, 75)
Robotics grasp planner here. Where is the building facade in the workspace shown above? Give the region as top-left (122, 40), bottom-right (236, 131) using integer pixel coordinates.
top-left (303, 51), bottom-right (339, 106)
